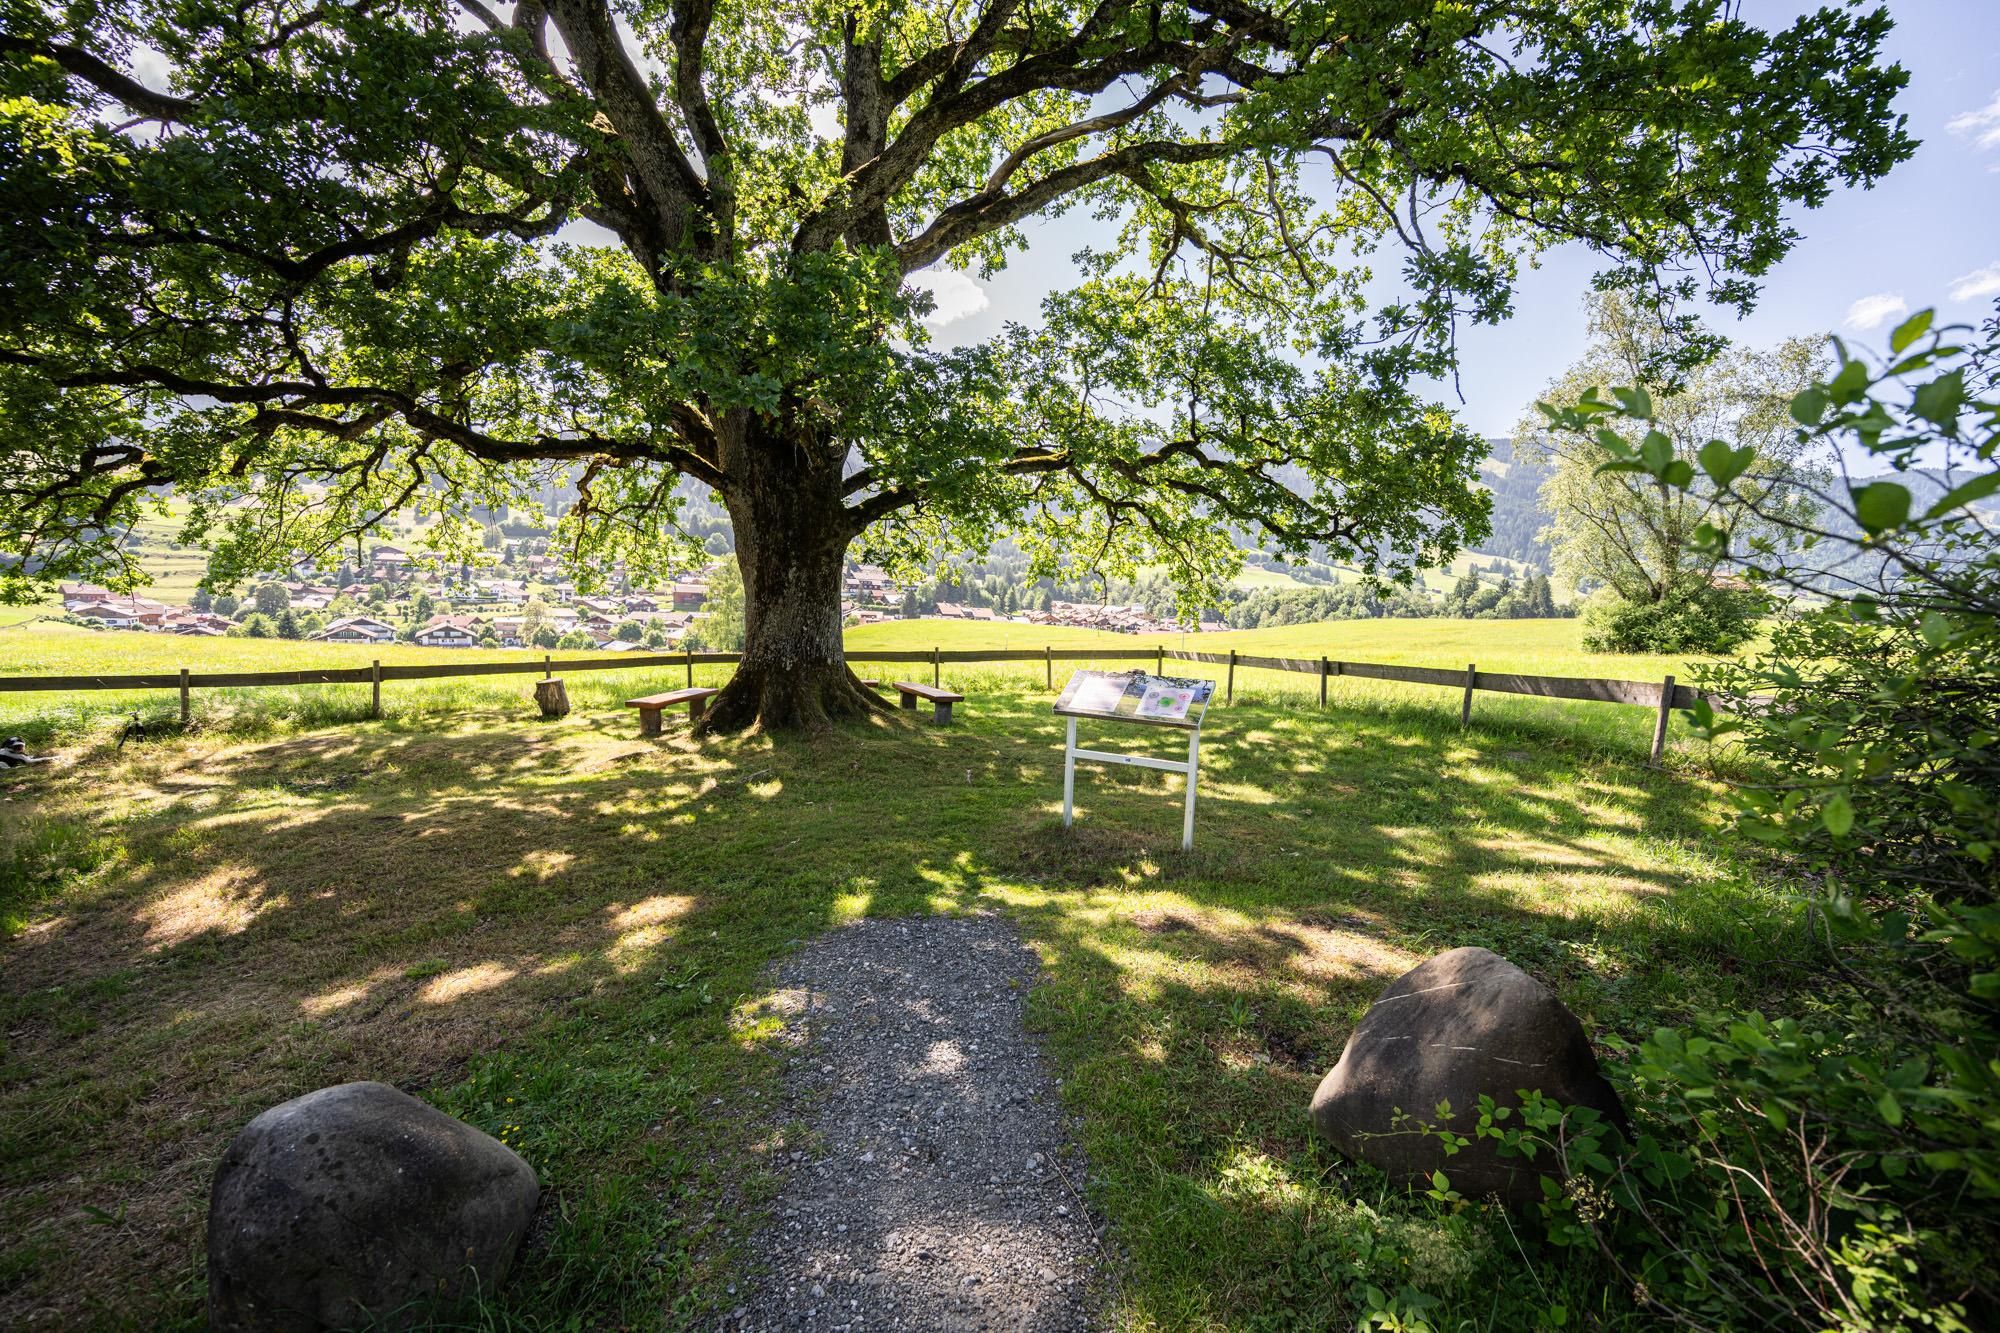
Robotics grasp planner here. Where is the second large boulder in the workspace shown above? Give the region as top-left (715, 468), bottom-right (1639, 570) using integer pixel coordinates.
top-left (1310, 946), bottom-right (1624, 1203)
top-left (207, 1080), bottom-right (540, 1331)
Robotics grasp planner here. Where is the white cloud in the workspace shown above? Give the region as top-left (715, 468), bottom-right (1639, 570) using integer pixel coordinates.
top-left (1947, 89), bottom-right (2000, 151)
top-left (1843, 292), bottom-right (1908, 332)
top-left (908, 269), bottom-right (990, 327)
top-left (1948, 263), bottom-right (2000, 303)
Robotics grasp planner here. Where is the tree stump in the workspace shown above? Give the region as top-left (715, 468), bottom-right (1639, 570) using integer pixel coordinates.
top-left (534, 677), bottom-right (570, 719)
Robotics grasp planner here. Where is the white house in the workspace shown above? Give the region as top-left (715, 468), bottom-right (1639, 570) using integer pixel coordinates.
top-left (411, 614), bottom-right (479, 648)
top-left (69, 601), bottom-right (146, 627)
top-left (311, 615), bottom-right (399, 645)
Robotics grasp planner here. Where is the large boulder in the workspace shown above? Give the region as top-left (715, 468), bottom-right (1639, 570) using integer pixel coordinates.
top-left (1310, 947), bottom-right (1625, 1203)
top-left (207, 1080), bottom-right (539, 1331)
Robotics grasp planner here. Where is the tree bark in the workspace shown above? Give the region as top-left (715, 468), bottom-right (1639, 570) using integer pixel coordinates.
top-left (697, 411), bottom-right (889, 734)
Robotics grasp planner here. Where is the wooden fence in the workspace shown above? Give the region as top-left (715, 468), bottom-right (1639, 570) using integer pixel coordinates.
top-left (0, 643), bottom-right (1696, 761)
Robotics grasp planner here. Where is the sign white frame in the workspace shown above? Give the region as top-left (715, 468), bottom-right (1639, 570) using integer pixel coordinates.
top-left (1060, 716), bottom-right (1202, 850)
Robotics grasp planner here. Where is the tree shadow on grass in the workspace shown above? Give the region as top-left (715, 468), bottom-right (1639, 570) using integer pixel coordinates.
top-left (0, 688), bottom-right (1785, 1328)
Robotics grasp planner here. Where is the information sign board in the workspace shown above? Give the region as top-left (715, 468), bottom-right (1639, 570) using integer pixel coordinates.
top-left (1053, 669), bottom-right (1214, 728)
top-left (1053, 670), bottom-right (1214, 849)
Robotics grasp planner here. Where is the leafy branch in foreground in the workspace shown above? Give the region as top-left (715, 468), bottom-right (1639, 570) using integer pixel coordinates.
top-left (1516, 305), bottom-right (2000, 1331)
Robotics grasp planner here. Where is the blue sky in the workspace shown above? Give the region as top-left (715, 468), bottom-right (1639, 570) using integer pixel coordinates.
top-left (912, 1), bottom-right (2000, 439)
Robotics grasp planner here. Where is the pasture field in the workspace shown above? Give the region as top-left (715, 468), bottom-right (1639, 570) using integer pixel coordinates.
top-left (845, 613), bottom-right (1713, 679)
top-left (0, 672), bottom-right (1791, 1329)
top-left (847, 616), bottom-right (1732, 759)
top-left (1, 615), bottom-right (1738, 762)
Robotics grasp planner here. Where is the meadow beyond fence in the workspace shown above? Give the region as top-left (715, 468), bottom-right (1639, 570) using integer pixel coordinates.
top-left (0, 644), bottom-right (1700, 762)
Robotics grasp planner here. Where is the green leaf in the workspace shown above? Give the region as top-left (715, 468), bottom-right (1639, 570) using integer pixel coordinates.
top-left (1828, 358), bottom-right (1872, 405)
top-left (1919, 613), bottom-right (1954, 648)
top-left (1788, 386), bottom-right (1828, 426)
top-left (1921, 469), bottom-right (2000, 520)
top-left (1639, 430), bottom-right (1674, 475)
top-left (1912, 370), bottom-right (1966, 429)
top-left (1851, 481), bottom-right (1911, 534)
top-left (1613, 386), bottom-right (1653, 419)
top-left (1877, 1089), bottom-right (1903, 1127)
top-left (1698, 440), bottom-right (1755, 486)
top-left (1660, 459), bottom-right (1695, 489)
top-left (1822, 794), bottom-right (1854, 837)
top-left (1888, 308), bottom-right (1933, 354)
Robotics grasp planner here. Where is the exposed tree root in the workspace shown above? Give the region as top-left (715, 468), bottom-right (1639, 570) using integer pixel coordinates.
top-left (694, 662), bottom-right (893, 735)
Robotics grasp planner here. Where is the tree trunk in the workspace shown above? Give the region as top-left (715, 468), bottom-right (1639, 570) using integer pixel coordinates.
top-left (697, 412), bottom-right (889, 734)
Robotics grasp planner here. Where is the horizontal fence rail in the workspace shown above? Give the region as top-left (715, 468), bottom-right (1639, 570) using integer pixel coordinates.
top-left (0, 643), bottom-right (1704, 761)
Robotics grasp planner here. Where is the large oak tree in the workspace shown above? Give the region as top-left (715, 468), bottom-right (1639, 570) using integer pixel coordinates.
top-left (0, 0), bottom-right (1910, 729)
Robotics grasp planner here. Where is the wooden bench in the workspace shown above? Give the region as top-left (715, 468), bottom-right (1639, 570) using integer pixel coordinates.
top-left (893, 681), bottom-right (965, 724)
top-left (626, 687), bottom-right (720, 736)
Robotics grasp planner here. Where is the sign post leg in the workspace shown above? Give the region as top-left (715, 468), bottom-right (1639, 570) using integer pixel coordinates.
top-left (1063, 717), bottom-right (1077, 828)
top-left (1182, 728), bottom-right (1200, 851)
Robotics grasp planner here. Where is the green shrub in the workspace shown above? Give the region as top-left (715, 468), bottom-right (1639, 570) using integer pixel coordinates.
top-left (1580, 578), bottom-right (1765, 653)
top-left (1531, 304), bottom-right (2000, 1330)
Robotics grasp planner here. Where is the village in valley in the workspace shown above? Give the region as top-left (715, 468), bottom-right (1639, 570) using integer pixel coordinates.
top-left (52, 540), bottom-right (1214, 651)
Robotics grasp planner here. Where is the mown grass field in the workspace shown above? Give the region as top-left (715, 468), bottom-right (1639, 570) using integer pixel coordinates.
top-left (3, 615), bottom-right (1729, 760)
top-left (0, 618), bottom-right (1795, 1329)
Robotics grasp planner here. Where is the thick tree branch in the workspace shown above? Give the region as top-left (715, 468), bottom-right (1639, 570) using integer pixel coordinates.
top-left (543, 0), bottom-right (715, 257)
top-left (670, 0), bottom-right (731, 186)
top-left (840, 15), bottom-right (892, 248)
top-left (118, 194), bottom-right (573, 285)
top-left (896, 137), bottom-right (1240, 272)
top-left (0, 35), bottom-right (198, 121)
top-left (4, 354), bottom-right (729, 490)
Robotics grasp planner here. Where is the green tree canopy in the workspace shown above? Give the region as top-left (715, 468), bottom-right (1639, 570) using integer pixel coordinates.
top-left (692, 561), bottom-right (746, 652)
top-left (1515, 290), bottom-right (1828, 646)
top-left (0, 0), bottom-right (1911, 727)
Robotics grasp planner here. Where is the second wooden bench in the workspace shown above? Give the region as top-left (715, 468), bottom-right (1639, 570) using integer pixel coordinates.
top-left (893, 681), bottom-right (965, 724)
top-left (627, 686), bottom-right (720, 736)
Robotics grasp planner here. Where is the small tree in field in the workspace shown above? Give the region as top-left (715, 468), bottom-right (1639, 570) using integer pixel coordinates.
top-left (253, 582), bottom-right (291, 618)
top-left (690, 563), bottom-right (747, 653)
top-left (1516, 291), bottom-right (1827, 651)
top-left (0, 1), bottom-right (1911, 727)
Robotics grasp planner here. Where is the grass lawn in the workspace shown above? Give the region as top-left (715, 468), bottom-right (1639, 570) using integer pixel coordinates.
top-left (0, 667), bottom-right (1796, 1328)
top-left (3, 615), bottom-right (1735, 762)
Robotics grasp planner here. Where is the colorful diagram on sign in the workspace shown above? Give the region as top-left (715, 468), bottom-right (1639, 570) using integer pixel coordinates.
top-left (1054, 670), bottom-right (1214, 726)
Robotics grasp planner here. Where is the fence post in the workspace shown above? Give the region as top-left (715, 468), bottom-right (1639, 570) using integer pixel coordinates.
top-left (933, 646), bottom-right (940, 688)
top-left (1227, 649), bottom-right (1237, 704)
top-left (370, 659), bottom-right (382, 719)
top-left (179, 667), bottom-right (190, 725)
top-left (1319, 656), bottom-right (1328, 709)
top-left (1461, 663), bottom-right (1476, 727)
top-left (1156, 645), bottom-right (1163, 676)
top-left (1651, 674), bottom-right (1676, 766)
top-left (1045, 646), bottom-right (1052, 690)
top-left (543, 655), bottom-right (552, 680)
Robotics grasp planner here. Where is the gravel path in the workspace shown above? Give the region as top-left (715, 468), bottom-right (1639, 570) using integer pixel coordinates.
top-left (725, 914), bottom-right (1107, 1331)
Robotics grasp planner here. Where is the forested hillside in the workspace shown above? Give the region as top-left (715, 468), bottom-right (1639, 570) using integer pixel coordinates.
top-left (1476, 439), bottom-right (1554, 569)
